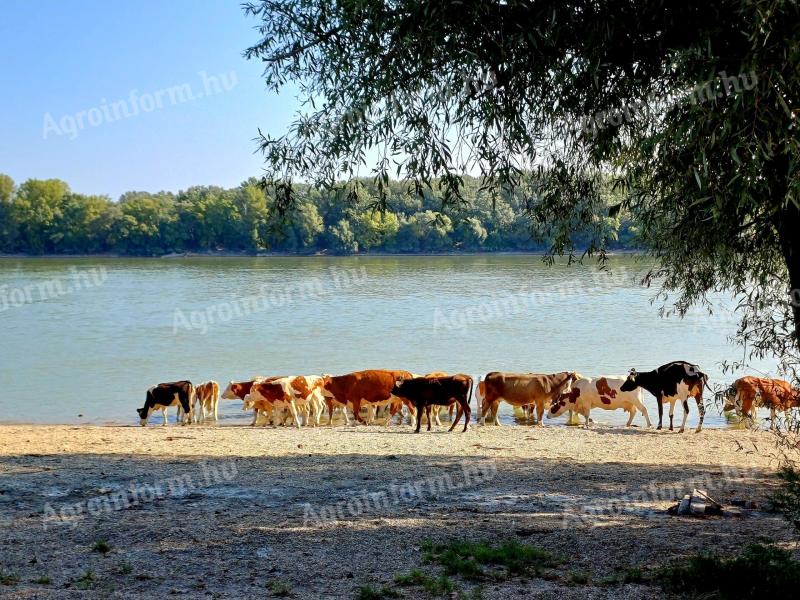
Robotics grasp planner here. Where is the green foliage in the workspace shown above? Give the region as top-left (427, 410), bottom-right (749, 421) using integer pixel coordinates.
top-left (394, 569), bottom-right (456, 596)
top-left (355, 584), bottom-right (401, 599)
top-left (0, 571), bottom-right (19, 586)
top-left (770, 465), bottom-right (800, 532)
top-left (267, 579), bottom-right (292, 596)
top-left (658, 544), bottom-right (800, 599)
top-left (0, 173), bottom-right (640, 256)
top-left (91, 539), bottom-right (111, 554)
top-left (422, 539), bottom-right (560, 580)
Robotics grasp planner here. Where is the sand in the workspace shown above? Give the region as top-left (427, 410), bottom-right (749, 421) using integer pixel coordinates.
top-left (0, 422), bottom-right (796, 599)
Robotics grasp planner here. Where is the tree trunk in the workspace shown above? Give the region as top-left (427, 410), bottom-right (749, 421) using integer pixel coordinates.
top-left (777, 200), bottom-right (800, 352)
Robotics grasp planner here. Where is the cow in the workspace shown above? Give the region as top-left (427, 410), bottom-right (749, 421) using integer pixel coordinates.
top-left (723, 376), bottom-right (800, 428)
top-left (548, 375), bottom-right (652, 428)
top-left (620, 361), bottom-right (707, 432)
top-left (391, 374), bottom-right (473, 433)
top-left (321, 369), bottom-right (415, 425)
top-left (478, 372), bottom-right (578, 426)
top-left (222, 376), bottom-right (282, 425)
top-left (192, 380), bottom-right (220, 423)
top-left (137, 381), bottom-right (194, 426)
top-left (244, 376), bottom-right (326, 428)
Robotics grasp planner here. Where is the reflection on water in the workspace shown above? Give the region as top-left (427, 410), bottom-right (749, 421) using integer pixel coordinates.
top-left (0, 255), bottom-right (776, 426)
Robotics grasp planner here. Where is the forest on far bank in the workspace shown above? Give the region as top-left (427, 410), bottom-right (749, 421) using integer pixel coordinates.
top-left (0, 173), bottom-right (640, 256)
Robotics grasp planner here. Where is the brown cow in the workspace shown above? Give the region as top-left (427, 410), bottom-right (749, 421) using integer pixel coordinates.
top-left (478, 371), bottom-right (578, 427)
top-left (321, 369), bottom-right (414, 425)
top-left (192, 380), bottom-right (220, 423)
top-left (723, 376), bottom-right (800, 428)
top-left (221, 376), bottom-right (283, 425)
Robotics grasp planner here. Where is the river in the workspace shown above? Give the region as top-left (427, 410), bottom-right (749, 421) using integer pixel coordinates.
top-left (0, 255), bottom-right (773, 426)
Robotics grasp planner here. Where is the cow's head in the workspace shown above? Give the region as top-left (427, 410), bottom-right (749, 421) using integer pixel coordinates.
top-left (221, 381), bottom-right (240, 400)
top-left (721, 386), bottom-right (738, 413)
top-left (137, 406), bottom-right (150, 426)
top-left (549, 384), bottom-right (581, 418)
top-left (620, 369), bottom-right (639, 392)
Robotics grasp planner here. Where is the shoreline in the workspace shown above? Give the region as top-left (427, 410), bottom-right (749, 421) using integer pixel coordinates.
top-left (0, 249), bottom-right (648, 260)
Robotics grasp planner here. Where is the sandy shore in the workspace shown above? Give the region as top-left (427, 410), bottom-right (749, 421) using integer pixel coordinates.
top-left (0, 423), bottom-right (795, 599)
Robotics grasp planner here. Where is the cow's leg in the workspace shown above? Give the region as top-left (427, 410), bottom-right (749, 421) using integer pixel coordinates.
top-left (424, 406), bottom-right (432, 431)
top-left (214, 396), bottom-right (219, 421)
top-left (326, 399), bottom-right (336, 426)
top-left (694, 393), bottom-right (705, 433)
top-left (770, 407), bottom-right (776, 430)
top-left (656, 397), bottom-right (664, 430)
top-left (462, 402), bottom-right (471, 432)
top-left (625, 407), bottom-right (635, 427)
top-left (678, 399), bottom-right (689, 433)
top-left (352, 399), bottom-right (365, 425)
top-left (583, 410), bottom-right (591, 428)
top-left (449, 404), bottom-right (463, 432)
top-left (414, 401), bottom-right (423, 433)
top-left (433, 406), bottom-right (442, 427)
top-left (635, 399), bottom-right (652, 428)
top-left (535, 400), bottom-right (545, 427)
top-left (162, 407), bottom-right (169, 426)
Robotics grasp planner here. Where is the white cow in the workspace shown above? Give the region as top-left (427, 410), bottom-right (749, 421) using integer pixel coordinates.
top-left (548, 375), bottom-right (652, 428)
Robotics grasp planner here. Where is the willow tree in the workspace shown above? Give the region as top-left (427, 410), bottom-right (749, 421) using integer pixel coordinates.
top-left (243, 0), bottom-right (800, 365)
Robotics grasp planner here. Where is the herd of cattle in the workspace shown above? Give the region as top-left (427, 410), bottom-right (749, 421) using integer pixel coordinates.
top-left (137, 361), bottom-right (800, 432)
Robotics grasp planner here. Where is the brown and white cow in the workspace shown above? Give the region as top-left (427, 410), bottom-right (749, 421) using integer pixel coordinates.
top-left (723, 376), bottom-right (800, 428)
top-left (478, 372), bottom-right (578, 426)
top-left (244, 376), bottom-right (326, 428)
top-left (321, 369), bottom-right (414, 425)
top-left (548, 375), bottom-right (652, 428)
top-left (222, 376), bottom-right (281, 425)
top-left (191, 380), bottom-right (220, 423)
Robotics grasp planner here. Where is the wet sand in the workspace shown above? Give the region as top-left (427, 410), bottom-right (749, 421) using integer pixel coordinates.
top-left (0, 423), bottom-right (795, 598)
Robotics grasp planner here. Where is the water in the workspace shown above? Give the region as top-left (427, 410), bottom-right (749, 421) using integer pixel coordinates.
top-left (0, 255), bottom-right (774, 427)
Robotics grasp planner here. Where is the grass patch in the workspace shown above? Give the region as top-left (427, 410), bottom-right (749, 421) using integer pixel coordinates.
top-left (394, 569), bottom-right (456, 595)
top-left (0, 572), bottom-right (20, 586)
top-left (658, 543), bottom-right (800, 598)
top-left (34, 575), bottom-right (51, 585)
top-left (74, 570), bottom-right (95, 590)
top-left (267, 579), bottom-right (292, 597)
top-left (91, 539), bottom-right (111, 554)
top-left (567, 570), bottom-right (589, 585)
top-left (422, 539), bottom-right (560, 580)
top-left (598, 566), bottom-right (647, 586)
top-left (355, 584), bottom-right (402, 599)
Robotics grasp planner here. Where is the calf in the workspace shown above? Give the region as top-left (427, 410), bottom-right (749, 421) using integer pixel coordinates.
top-left (620, 361), bottom-right (707, 432)
top-left (244, 376), bottom-right (326, 428)
top-left (222, 376), bottom-right (282, 425)
top-left (192, 380), bottom-right (220, 422)
top-left (723, 376), bottom-right (800, 428)
top-left (549, 375), bottom-right (651, 428)
top-left (391, 374), bottom-right (473, 433)
top-left (137, 381), bottom-right (194, 426)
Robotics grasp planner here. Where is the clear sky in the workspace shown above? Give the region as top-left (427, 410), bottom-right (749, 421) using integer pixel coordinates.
top-left (0, 0), bottom-right (297, 199)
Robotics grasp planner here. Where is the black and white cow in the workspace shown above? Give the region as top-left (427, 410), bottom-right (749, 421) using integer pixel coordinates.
top-left (137, 381), bottom-right (194, 426)
top-left (620, 361), bottom-right (707, 432)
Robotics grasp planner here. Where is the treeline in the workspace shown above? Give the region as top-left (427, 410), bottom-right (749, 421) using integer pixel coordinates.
top-left (0, 173), bottom-right (640, 255)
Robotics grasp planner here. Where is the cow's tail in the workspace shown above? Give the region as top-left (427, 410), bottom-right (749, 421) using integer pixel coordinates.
top-left (474, 375), bottom-right (482, 420)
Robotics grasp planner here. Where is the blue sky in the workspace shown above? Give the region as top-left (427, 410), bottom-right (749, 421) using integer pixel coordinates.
top-left (0, 0), bottom-right (296, 199)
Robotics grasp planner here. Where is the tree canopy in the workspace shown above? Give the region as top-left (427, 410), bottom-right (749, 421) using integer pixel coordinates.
top-left (0, 173), bottom-right (638, 257)
top-left (243, 0), bottom-right (800, 366)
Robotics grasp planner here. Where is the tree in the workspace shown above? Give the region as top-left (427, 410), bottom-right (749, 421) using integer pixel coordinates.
top-left (12, 179), bottom-right (70, 253)
top-left (0, 174), bottom-right (17, 252)
top-left (244, 1), bottom-right (800, 366)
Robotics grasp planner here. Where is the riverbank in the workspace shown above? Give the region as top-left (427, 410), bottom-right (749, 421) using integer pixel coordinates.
top-left (0, 249), bottom-right (647, 259)
top-left (0, 424), bottom-right (794, 598)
